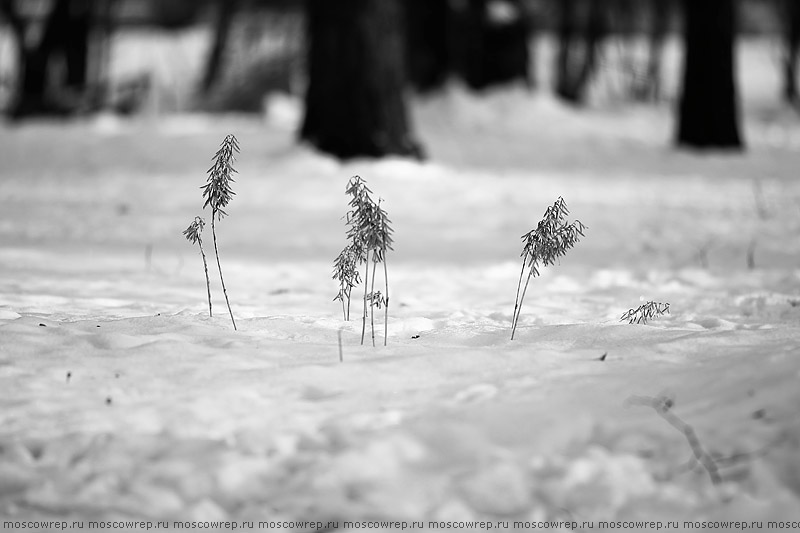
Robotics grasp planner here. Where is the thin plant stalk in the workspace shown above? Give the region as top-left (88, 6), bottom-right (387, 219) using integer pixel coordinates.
top-left (201, 134), bottom-right (239, 331)
top-left (183, 216), bottom-right (212, 318)
top-left (383, 249), bottom-right (389, 347)
top-left (511, 257), bottom-right (527, 332)
top-left (199, 239), bottom-right (212, 317)
top-left (370, 258), bottom-right (378, 347)
top-left (211, 215), bottom-right (237, 331)
top-left (361, 249), bottom-right (370, 345)
top-left (511, 267), bottom-right (535, 340)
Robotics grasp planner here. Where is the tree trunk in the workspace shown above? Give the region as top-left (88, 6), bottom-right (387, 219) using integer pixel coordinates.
top-left (63, 0), bottom-right (92, 91)
top-left (201, 0), bottom-right (239, 94)
top-left (677, 0), bottom-right (743, 149)
top-left (301, 0), bottom-right (423, 159)
top-left (5, 0), bottom-right (93, 118)
top-left (406, 0), bottom-right (451, 92)
top-left (644, 0), bottom-right (669, 101)
top-left (474, 0), bottom-right (530, 89)
top-left (555, 0), bottom-right (605, 104)
top-left (780, 0), bottom-right (800, 104)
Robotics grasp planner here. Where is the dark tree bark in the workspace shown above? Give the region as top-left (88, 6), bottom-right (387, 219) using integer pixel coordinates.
top-left (406, 0), bottom-right (530, 92)
top-left (406, 0), bottom-right (451, 92)
top-left (555, 0), bottom-right (606, 104)
top-left (677, 0), bottom-right (743, 149)
top-left (451, 0), bottom-right (530, 90)
top-left (201, 0), bottom-right (239, 94)
top-left (62, 0), bottom-right (92, 90)
top-left (300, 0), bottom-right (423, 160)
top-left (779, 0), bottom-right (800, 104)
top-left (1, 0), bottom-right (94, 118)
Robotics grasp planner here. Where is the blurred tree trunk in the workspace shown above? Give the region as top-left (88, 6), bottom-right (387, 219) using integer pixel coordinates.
top-left (300, 0), bottom-right (423, 159)
top-left (406, 0), bottom-right (451, 92)
top-left (643, 0), bottom-right (669, 101)
top-left (555, 0), bottom-right (606, 104)
top-left (62, 0), bottom-right (91, 91)
top-left (677, 0), bottom-right (743, 149)
top-left (1, 0), bottom-right (94, 118)
top-left (620, 0), bottom-right (669, 102)
top-left (201, 0), bottom-right (239, 94)
top-left (779, 0), bottom-right (800, 104)
top-left (406, 0), bottom-right (530, 92)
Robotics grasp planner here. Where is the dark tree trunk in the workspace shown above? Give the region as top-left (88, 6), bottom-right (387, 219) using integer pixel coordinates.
top-left (406, 0), bottom-right (530, 92)
top-left (475, 0), bottom-right (530, 89)
top-left (406, 0), bottom-right (451, 92)
top-left (301, 0), bottom-right (423, 160)
top-left (779, 0), bottom-right (800, 104)
top-left (201, 0), bottom-right (239, 94)
top-left (453, 0), bottom-right (530, 90)
top-left (555, 0), bottom-right (605, 104)
top-left (4, 0), bottom-right (93, 118)
top-left (63, 0), bottom-right (91, 90)
top-left (677, 0), bottom-right (743, 149)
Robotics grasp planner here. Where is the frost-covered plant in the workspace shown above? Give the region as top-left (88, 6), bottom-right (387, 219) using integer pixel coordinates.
top-left (341, 176), bottom-right (394, 346)
top-left (332, 242), bottom-right (362, 321)
top-left (201, 134), bottom-right (239, 331)
top-left (183, 216), bottom-right (213, 317)
top-left (620, 301), bottom-right (670, 325)
top-left (511, 197), bottom-right (585, 340)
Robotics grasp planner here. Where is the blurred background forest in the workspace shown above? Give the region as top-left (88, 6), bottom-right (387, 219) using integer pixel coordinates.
top-left (0, 0), bottom-right (798, 159)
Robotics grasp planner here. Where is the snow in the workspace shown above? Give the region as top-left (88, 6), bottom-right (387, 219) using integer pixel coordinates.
top-left (2, 82), bottom-right (800, 530)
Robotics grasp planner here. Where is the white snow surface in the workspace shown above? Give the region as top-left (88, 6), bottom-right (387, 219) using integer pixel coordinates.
top-left (1, 87), bottom-right (800, 530)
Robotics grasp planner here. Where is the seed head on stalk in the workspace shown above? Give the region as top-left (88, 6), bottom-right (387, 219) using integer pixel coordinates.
top-left (183, 216), bottom-right (213, 318)
top-left (202, 134), bottom-right (240, 331)
top-left (202, 134), bottom-right (239, 220)
top-left (511, 197), bottom-right (585, 340)
top-left (341, 176), bottom-right (394, 346)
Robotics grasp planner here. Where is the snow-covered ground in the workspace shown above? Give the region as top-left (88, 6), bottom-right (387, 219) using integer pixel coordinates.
top-left (1, 81), bottom-right (800, 531)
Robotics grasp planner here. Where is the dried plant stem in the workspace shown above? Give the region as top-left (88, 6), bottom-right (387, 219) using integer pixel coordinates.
top-left (511, 267), bottom-right (535, 340)
top-left (370, 259), bottom-right (378, 347)
top-left (211, 215), bottom-right (237, 331)
top-left (383, 252), bottom-right (389, 347)
top-left (627, 395), bottom-right (721, 485)
top-left (199, 240), bottom-right (213, 317)
top-left (510, 197), bottom-right (584, 340)
top-left (361, 249), bottom-right (370, 345)
top-left (511, 259), bottom-right (527, 337)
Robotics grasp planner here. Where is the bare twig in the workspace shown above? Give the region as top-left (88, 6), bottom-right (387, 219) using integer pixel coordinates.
top-left (626, 394), bottom-right (721, 485)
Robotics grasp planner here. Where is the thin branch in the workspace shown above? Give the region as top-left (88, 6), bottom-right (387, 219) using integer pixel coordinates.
top-left (626, 394), bottom-right (721, 485)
